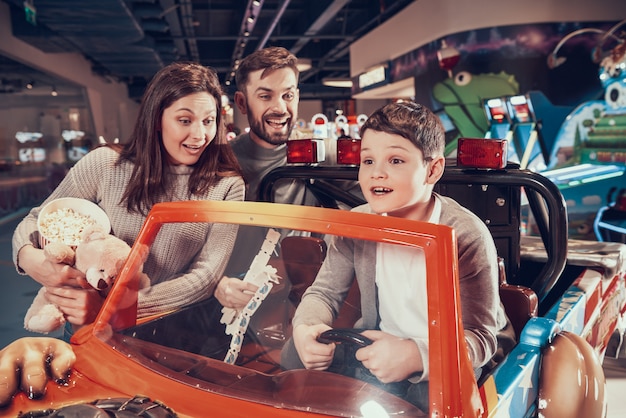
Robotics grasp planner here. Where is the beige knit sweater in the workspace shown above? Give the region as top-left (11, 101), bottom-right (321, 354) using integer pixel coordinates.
top-left (12, 146), bottom-right (245, 317)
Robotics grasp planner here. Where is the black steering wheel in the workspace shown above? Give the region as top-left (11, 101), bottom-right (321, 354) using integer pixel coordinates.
top-left (317, 328), bottom-right (373, 347)
top-left (316, 328), bottom-right (374, 382)
top-left (316, 329), bottom-right (410, 397)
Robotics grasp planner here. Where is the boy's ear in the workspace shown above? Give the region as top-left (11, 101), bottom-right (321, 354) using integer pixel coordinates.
top-left (426, 155), bottom-right (445, 185)
top-left (234, 91), bottom-right (248, 115)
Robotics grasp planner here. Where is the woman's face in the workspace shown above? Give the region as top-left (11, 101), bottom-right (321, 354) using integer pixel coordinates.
top-left (161, 92), bottom-right (218, 166)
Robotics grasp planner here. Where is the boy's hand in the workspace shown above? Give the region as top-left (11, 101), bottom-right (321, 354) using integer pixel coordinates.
top-left (0, 337), bottom-right (75, 407)
top-left (356, 330), bottom-right (422, 383)
top-left (293, 323), bottom-right (334, 370)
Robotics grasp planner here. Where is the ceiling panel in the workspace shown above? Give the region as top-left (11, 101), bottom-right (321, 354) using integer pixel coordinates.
top-left (1, 0), bottom-right (414, 100)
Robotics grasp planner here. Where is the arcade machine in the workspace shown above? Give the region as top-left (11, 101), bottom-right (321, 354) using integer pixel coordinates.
top-left (538, 107), bottom-right (626, 239)
top-left (353, 114), bottom-right (369, 139)
top-left (505, 94), bottom-right (545, 171)
top-left (62, 129), bottom-right (90, 163)
top-left (311, 113), bottom-right (330, 139)
top-left (16, 131), bottom-right (45, 164)
top-left (484, 97), bottom-right (513, 143)
top-left (594, 187), bottom-right (626, 243)
top-left (540, 19), bottom-right (626, 239)
top-left (484, 94), bottom-right (545, 171)
top-left (334, 114), bottom-right (349, 138)
top-left (2, 131), bottom-right (49, 214)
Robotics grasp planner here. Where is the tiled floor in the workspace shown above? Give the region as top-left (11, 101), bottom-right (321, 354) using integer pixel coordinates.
top-left (1, 211), bottom-right (625, 416)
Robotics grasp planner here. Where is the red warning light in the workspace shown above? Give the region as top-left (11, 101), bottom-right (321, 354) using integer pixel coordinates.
top-left (457, 137), bottom-right (507, 169)
top-left (286, 139), bottom-right (324, 164)
top-left (337, 138), bottom-right (361, 165)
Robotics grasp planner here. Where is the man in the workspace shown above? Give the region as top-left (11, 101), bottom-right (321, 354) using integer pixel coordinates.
top-left (216, 47), bottom-right (317, 306)
top-left (229, 46), bottom-right (314, 204)
top-left (216, 46), bottom-right (361, 307)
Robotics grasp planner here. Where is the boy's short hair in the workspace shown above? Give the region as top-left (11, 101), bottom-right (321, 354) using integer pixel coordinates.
top-left (235, 46), bottom-right (299, 93)
top-left (360, 101), bottom-right (445, 159)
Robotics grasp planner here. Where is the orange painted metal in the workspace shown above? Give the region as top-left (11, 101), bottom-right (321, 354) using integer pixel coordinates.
top-left (4, 201), bottom-right (485, 417)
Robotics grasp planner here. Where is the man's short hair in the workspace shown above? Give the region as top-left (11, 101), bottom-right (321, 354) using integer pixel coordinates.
top-left (235, 46), bottom-right (299, 92)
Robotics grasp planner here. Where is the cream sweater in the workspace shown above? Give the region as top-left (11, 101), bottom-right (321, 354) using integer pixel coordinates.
top-left (12, 146), bottom-right (245, 317)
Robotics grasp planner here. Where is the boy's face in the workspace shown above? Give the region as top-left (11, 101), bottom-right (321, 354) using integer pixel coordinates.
top-left (234, 67), bottom-right (299, 149)
top-left (358, 130), bottom-right (443, 220)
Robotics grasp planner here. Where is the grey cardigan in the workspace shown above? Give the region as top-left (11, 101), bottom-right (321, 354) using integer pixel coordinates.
top-left (293, 193), bottom-right (514, 381)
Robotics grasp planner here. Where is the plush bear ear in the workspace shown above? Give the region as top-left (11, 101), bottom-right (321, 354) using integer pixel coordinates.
top-left (80, 224), bottom-right (109, 243)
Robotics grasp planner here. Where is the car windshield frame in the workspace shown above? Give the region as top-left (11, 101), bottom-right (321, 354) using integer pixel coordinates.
top-left (79, 200), bottom-right (482, 416)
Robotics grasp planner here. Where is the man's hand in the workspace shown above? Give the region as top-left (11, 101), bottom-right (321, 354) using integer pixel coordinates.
top-left (355, 330), bottom-right (423, 383)
top-left (0, 337), bottom-right (75, 407)
top-left (214, 276), bottom-right (258, 309)
top-left (293, 323), bottom-right (334, 370)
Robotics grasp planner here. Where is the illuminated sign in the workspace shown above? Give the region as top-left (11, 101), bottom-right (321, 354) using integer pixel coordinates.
top-left (358, 65), bottom-right (387, 89)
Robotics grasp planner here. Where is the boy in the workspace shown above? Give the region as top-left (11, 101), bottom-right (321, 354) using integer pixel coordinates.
top-left (282, 101), bottom-right (515, 411)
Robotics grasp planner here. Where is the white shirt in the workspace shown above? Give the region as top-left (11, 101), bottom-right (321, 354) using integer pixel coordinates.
top-left (375, 196), bottom-right (442, 342)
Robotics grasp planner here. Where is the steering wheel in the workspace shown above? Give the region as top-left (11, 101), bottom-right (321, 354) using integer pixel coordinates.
top-left (316, 329), bottom-right (410, 397)
top-left (317, 328), bottom-right (373, 347)
top-left (316, 328), bottom-right (374, 381)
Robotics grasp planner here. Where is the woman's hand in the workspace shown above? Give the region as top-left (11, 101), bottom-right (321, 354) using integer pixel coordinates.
top-left (0, 337), bottom-right (75, 407)
top-left (17, 245), bottom-right (87, 289)
top-left (293, 323), bottom-right (334, 370)
top-left (214, 276), bottom-right (258, 309)
top-left (44, 287), bottom-right (105, 326)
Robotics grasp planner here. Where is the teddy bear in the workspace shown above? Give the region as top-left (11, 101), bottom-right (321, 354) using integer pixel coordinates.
top-left (24, 225), bottom-right (148, 334)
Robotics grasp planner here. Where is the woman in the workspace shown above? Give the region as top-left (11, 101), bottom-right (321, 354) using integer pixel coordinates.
top-left (12, 62), bottom-right (245, 328)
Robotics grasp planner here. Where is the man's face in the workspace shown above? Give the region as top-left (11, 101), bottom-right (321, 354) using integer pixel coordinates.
top-left (236, 67), bottom-right (299, 148)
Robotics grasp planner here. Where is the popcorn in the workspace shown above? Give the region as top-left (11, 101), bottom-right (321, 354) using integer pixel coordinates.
top-left (39, 207), bottom-right (98, 246)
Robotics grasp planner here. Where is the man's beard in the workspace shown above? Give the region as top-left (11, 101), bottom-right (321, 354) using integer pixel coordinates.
top-left (248, 107), bottom-right (294, 146)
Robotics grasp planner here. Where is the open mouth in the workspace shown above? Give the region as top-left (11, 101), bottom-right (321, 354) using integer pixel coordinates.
top-left (372, 187), bottom-right (392, 195)
top-left (183, 143), bottom-right (203, 150)
top-left (266, 116), bottom-right (289, 130)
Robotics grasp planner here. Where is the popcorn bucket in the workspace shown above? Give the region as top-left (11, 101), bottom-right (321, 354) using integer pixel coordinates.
top-left (37, 197), bottom-right (111, 249)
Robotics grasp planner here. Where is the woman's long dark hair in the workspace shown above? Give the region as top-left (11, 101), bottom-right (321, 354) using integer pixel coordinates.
top-left (115, 62), bottom-right (242, 214)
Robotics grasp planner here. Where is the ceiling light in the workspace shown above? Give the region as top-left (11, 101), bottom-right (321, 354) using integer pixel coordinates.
top-left (322, 77), bottom-right (353, 88)
top-left (51, 86), bottom-right (58, 96)
top-left (252, 0), bottom-right (261, 6)
top-left (26, 81), bottom-right (34, 89)
top-left (247, 15), bottom-right (254, 24)
top-left (296, 58), bottom-right (312, 72)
